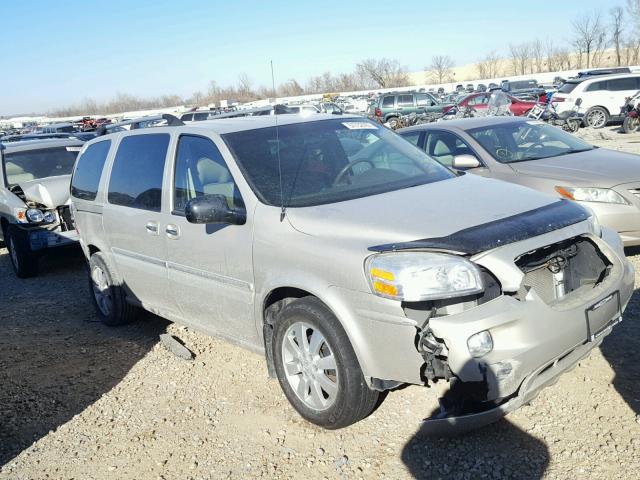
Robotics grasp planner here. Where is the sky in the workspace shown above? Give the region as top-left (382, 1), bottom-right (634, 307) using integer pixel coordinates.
top-left (0, 0), bottom-right (612, 115)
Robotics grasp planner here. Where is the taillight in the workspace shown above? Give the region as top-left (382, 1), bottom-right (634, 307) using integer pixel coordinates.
top-left (375, 108), bottom-right (382, 117)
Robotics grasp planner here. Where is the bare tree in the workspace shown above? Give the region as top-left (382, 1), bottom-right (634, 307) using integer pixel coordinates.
top-left (426, 55), bottom-right (455, 84)
top-left (531, 39), bottom-right (545, 72)
top-left (356, 58), bottom-right (410, 89)
top-left (610, 6), bottom-right (625, 66)
top-left (509, 43), bottom-right (531, 75)
top-left (572, 11), bottom-right (607, 68)
top-left (476, 51), bottom-right (502, 79)
top-left (278, 79), bottom-right (304, 97)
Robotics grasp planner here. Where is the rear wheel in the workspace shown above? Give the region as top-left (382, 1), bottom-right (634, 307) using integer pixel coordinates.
top-left (88, 252), bottom-right (139, 326)
top-left (585, 107), bottom-right (609, 129)
top-left (6, 226), bottom-right (38, 278)
top-left (566, 119), bottom-right (580, 133)
top-left (272, 297), bottom-right (379, 429)
top-left (622, 116), bottom-right (639, 134)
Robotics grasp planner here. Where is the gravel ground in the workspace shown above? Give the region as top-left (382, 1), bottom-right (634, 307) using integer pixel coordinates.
top-left (1, 129), bottom-right (640, 480)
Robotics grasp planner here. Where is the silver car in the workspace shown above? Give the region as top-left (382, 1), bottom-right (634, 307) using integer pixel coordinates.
top-left (71, 114), bottom-right (634, 433)
top-left (0, 138), bottom-right (83, 277)
top-left (399, 117), bottom-right (640, 246)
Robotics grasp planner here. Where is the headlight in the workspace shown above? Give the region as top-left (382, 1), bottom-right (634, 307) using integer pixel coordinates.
top-left (365, 252), bottom-right (484, 301)
top-left (26, 208), bottom-right (44, 223)
top-left (555, 186), bottom-right (629, 205)
top-left (43, 210), bottom-right (57, 223)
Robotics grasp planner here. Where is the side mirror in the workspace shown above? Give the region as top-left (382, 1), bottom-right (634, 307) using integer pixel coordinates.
top-left (452, 154), bottom-right (481, 169)
top-left (185, 194), bottom-right (246, 225)
top-left (575, 98), bottom-right (583, 106)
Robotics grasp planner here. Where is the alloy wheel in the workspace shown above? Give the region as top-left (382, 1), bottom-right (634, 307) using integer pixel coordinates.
top-left (281, 322), bottom-right (339, 411)
top-left (91, 265), bottom-right (113, 316)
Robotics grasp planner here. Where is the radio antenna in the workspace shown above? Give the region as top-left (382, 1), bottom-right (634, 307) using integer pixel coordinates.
top-left (271, 60), bottom-right (286, 222)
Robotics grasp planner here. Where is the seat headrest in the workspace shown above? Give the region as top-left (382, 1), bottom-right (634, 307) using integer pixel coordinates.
top-left (5, 161), bottom-right (25, 175)
top-left (196, 157), bottom-right (230, 185)
top-left (433, 139), bottom-right (452, 156)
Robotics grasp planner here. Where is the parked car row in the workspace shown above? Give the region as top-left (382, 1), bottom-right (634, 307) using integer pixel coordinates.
top-left (1, 106), bottom-right (636, 436)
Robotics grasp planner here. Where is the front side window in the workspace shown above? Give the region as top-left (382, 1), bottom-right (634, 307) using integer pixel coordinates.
top-left (416, 94), bottom-right (434, 106)
top-left (107, 134), bottom-right (169, 211)
top-left (71, 140), bottom-right (111, 200)
top-left (222, 118), bottom-right (454, 207)
top-left (608, 77), bottom-right (638, 91)
top-left (468, 121), bottom-right (593, 163)
top-left (4, 146), bottom-right (79, 185)
top-left (173, 135), bottom-right (243, 213)
top-left (424, 131), bottom-right (474, 166)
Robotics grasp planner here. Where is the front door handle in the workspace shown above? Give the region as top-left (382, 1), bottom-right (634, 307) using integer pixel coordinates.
top-left (145, 221), bottom-right (159, 235)
top-left (166, 224), bottom-right (180, 239)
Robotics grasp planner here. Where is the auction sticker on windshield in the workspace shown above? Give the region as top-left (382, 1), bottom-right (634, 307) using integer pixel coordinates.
top-left (342, 121), bottom-right (378, 130)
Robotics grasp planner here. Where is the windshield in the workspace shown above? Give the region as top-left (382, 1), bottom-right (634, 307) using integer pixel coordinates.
top-left (468, 121), bottom-right (594, 163)
top-left (223, 118), bottom-right (454, 207)
top-left (3, 146), bottom-right (79, 185)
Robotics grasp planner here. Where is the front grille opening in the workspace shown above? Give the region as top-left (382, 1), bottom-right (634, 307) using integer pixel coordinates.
top-left (514, 236), bottom-right (611, 304)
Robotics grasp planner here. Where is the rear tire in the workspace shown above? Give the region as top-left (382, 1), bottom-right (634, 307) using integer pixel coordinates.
top-left (6, 226), bottom-right (38, 278)
top-left (88, 252), bottom-right (139, 326)
top-left (584, 107), bottom-right (609, 129)
top-left (387, 117), bottom-right (400, 129)
top-left (272, 297), bottom-right (379, 429)
top-left (567, 119), bottom-right (580, 133)
top-left (622, 116), bottom-right (639, 134)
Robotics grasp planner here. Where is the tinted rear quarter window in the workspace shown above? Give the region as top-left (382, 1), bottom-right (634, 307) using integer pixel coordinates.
top-left (108, 134), bottom-right (169, 212)
top-left (557, 82), bottom-right (578, 93)
top-left (382, 96), bottom-right (395, 107)
top-left (71, 140), bottom-right (111, 200)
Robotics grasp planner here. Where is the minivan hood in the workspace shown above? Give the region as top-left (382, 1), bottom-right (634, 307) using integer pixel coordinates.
top-left (286, 174), bottom-right (557, 246)
top-left (17, 175), bottom-right (72, 208)
top-left (509, 148), bottom-right (640, 187)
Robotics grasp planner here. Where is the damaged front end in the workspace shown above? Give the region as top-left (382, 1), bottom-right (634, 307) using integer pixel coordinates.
top-left (367, 201), bottom-right (631, 435)
top-left (8, 176), bottom-right (78, 251)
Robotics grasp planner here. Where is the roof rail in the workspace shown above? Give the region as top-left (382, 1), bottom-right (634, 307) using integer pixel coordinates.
top-left (96, 113), bottom-right (184, 136)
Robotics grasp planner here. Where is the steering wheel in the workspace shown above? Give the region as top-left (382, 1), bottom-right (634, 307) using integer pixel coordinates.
top-left (523, 142), bottom-right (545, 156)
top-left (495, 147), bottom-right (514, 160)
top-left (333, 159), bottom-right (375, 186)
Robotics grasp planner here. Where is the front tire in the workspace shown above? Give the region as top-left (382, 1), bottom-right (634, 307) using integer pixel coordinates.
top-left (6, 226), bottom-right (38, 278)
top-left (272, 297), bottom-right (379, 429)
top-left (88, 252), bottom-right (139, 326)
top-left (585, 106), bottom-right (609, 129)
top-left (386, 117), bottom-right (400, 129)
top-left (566, 119), bottom-right (580, 133)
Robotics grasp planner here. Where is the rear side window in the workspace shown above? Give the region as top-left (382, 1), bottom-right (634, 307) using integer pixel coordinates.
top-left (585, 81), bottom-right (607, 92)
top-left (381, 96), bottom-right (395, 107)
top-left (557, 82), bottom-right (578, 93)
top-left (108, 134), bottom-right (169, 212)
top-left (71, 140), bottom-right (111, 200)
top-left (397, 95), bottom-right (414, 106)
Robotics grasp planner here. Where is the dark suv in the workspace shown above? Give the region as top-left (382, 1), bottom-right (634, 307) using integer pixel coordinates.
top-left (372, 92), bottom-right (450, 127)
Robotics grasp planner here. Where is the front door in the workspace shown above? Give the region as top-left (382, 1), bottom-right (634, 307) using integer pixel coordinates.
top-left (102, 133), bottom-right (175, 316)
top-left (164, 134), bottom-right (256, 345)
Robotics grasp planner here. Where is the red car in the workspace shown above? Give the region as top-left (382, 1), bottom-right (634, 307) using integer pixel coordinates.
top-left (443, 92), bottom-right (537, 116)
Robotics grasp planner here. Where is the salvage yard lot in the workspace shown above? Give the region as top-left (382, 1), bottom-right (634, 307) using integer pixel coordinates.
top-left (1, 132), bottom-right (639, 480)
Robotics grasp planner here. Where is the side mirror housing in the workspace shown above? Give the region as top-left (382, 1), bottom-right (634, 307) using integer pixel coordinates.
top-left (185, 194), bottom-right (246, 225)
top-left (452, 154), bottom-right (481, 169)
top-left (575, 98), bottom-right (583, 106)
